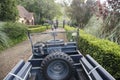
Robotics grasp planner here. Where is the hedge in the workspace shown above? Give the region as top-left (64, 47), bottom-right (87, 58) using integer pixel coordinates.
top-left (65, 26), bottom-right (120, 79)
top-left (28, 25), bottom-right (42, 28)
top-left (28, 25), bottom-right (50, 33)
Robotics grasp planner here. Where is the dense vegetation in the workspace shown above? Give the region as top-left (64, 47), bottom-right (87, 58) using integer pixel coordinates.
top-left (97, 0), bottom-right (120, 44)
top-left (0, 0), bottom-right (18, 21)
top-left (65, 0), bottom-right (120, 44)
top-left (0, 22), bottom-right (27, 52)
top-left (0, 23), bottom-right (9, 50)
top-left (65, 26), bottom-right (120, 79)
top-left (2, 22), bottom-right (27, 45)
top-left (0, 0), bottom-right (62, 24)
top-left (65, 0), bottom-right (93, 27)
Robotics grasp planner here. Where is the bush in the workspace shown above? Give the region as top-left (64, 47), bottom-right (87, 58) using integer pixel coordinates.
top-left (2, 22), bottom-right (27, 46)
top-left (0, 23), bottom-right (9, 51)
top-left (28, 26), bottom-right (50, 33)
top-left (28, 25), bottom-right (41, 28)
top-left (65, 26), bottom-right (120, 79)
top-left (0, 22), bottom-right (50, 52)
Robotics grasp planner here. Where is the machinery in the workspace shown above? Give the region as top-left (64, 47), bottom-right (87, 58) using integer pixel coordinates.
top-left (4, 29), bottom-right (115, 80)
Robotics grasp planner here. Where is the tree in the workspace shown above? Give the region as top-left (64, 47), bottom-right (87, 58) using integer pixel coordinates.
top-left (17, 0), bottom-right (62, 24)
top-left (66, 0), bottom-right (93, 28)
top-left (103, 0), bottom-right (120, 44)
top-left (93, 0), bottom-right (120, 44)
top-left (0, 0), bottom-right (18, 21)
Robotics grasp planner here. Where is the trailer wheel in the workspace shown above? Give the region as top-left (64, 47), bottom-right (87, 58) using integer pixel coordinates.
top-left (41, 52), bottom-right (74, 80)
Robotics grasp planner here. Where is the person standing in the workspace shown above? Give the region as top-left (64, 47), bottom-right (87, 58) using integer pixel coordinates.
top-left (56, 19), bottom-right (58, 29)
top-left (63, 20), bottom-right (65, 28)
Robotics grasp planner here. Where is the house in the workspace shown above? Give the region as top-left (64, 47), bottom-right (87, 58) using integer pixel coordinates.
top-left (17, 5), bottom-right (34, 25)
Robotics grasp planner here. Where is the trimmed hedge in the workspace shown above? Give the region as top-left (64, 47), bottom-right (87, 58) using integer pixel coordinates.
top-left (28, 26), bottom-right (50, 33)
top-left (28, 24), bottom-right (50, 28)
top-left (65, 26), bottom-right (120, 79)
top-left (28, 25), bottom-right (42, 28)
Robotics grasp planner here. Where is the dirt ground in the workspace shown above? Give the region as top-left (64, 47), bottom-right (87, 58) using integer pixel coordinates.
top-left (0, 28), bottom-right (65, 79)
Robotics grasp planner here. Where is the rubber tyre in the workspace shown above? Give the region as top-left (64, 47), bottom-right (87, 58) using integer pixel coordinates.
top-left (41, 52), bottom-right (74, 80)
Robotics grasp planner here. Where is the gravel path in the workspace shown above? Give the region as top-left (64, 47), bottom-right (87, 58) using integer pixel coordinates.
top-left (0, 28), bottom-right (65, 79)
top-left (0, 40), bottom-right (32, 80)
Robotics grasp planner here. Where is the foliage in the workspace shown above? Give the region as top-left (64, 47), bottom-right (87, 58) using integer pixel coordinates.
top-left (84, 15), bottom-right (103, 38)
top-left (65, 0), bottom-right (94, 28)
top-left (28, 25), bottom-right (42, 28)
top-left (0, 0), bottom-right (18, 21)
top-left (82, 0), bottom-right (120, 45)
top-left (0, 22), bottom-right (9, 51)
top-left (100, 15), bottom-right (120, 44)
top-left (65, 26), bottom-right (120, 79)
top-left (92, 0), bottom-right (120, 44)
top-left (28, 25), bottom-right (50, 33)
top-left (2, 22), bottom-right (27, 45)
top-left (17, 0), bottom-right (62, 24)
top-left (0, 22), bottom-right (50, 52)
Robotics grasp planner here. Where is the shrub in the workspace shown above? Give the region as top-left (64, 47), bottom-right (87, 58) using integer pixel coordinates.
top-left (2, 22), bottom-right (27, 45)
top-left (65, 26), bottom-right (120, 79)
top-left (0, 22), bottom-right (9, 51)
top-left (28, 26), bottom-right (50, 33)
top-left (0, 22), bottom-right (50, 52)
top-left (28, 25), bottom-right (41, 28)
top-left (0, 28), bottom-right (9, 51)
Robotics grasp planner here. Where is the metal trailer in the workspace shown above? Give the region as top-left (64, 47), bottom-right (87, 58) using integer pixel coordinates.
top-left (4, 29), bottom-right (115, 80)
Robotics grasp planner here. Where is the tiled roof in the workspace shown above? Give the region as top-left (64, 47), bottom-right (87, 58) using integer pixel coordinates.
top-left (17, 5), bottom-right (33, 20)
